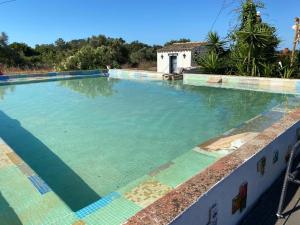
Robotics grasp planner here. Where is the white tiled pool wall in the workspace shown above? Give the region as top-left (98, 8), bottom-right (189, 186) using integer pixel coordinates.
top-left (184, 73), bottom-right (300, 95)
top-left (171, 121), bottom-right (300, 225)
top-left (109, 69), bottom-right (163, 80)
top-left (0, 69), bottom-right (109, 86)
top-left (7, 69), bottom-right (108, 78)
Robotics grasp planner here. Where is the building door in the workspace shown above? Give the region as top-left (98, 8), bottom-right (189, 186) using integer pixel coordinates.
top-left (169, 56), bottom-right (177, 74)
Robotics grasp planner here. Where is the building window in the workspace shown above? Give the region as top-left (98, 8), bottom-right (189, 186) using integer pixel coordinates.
top-left (183, 54), bottom-right (186, 59)
top-left (161, 54), bottom-right (164, 59)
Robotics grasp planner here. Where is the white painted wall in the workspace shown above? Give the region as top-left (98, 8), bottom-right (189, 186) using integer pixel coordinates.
top-left (171, 122), bottom-right (300, 225)
top-left (157, 51), bottom-right (192, 73)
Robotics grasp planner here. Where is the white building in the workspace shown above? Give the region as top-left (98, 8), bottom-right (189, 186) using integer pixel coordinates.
top-left (157, 42), bottom-right (207, 74)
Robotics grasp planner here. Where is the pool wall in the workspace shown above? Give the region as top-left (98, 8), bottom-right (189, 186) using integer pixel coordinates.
top-left (0, 69), bottom-right (108, 85)
top-left (109, 69), bottom-right (163, 80)
top-left (1, 69), bottom-right (108, 79)
top-left (184, 73), bottom-right (300, 95)
top-left (170, 117), bottom-right (300, 225)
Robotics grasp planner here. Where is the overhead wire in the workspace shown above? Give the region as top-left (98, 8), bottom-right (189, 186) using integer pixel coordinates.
top-left (210, 0), bottom-right (227, 31)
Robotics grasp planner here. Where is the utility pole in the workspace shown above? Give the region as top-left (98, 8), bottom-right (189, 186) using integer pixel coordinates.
top-left (291, 17), bottom-right (300, 66)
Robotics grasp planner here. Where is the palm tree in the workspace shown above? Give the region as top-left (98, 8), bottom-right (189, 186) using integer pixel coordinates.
top-left (206, 32), bottom-right (226, 55)
top-left (231, 0), bottom-right (279, 76)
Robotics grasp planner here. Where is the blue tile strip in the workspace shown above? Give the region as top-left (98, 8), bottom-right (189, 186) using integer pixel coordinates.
top-left (28, 175), bottom-right (52, 195)
top-left (75, 192), bottom-right (121, 219)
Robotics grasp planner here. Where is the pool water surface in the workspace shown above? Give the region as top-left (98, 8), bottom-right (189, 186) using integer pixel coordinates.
top-left (0, 77), bottom-right (297, 214)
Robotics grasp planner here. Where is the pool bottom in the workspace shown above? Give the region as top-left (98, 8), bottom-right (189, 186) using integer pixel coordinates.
top-left (0, 137), bottom-right (217, 225)
top-left (0, 98), bottom-right (295, 225)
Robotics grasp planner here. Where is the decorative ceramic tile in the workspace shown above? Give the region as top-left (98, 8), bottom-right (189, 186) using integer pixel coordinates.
top-left (257, 157), bottom-right (266, 176)
top-left (6, 152), bottom-right (23, 165)
top-left (273, 151), bottom-right (279, 164)
top-left (125, 179), bottom-right (172, 208)
top-left (232, 182), bottom-right (248, 214)
top-left (207, 203), bottom-right (218, 225)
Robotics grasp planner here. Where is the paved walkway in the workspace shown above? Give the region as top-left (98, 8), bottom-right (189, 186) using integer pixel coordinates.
top-left (240, 174), bottom-right (300, 225)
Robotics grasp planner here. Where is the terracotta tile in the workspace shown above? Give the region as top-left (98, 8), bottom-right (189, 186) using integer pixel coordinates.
top-left (6, 152), bottom-right (23, 165)
top-left (72, 220), bottom-right (85, 225)
top-left (125, 180), bottom-right (172, 208)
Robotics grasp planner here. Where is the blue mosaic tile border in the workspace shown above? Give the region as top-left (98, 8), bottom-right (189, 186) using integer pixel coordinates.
top-left (75, 192), bottom-right (121, 219)
top-left (28, 175), bottom-right (52, 195)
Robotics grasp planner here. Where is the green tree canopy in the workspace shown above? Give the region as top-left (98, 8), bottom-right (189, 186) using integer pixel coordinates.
top-left (230, 0), bottom-right (280, 76)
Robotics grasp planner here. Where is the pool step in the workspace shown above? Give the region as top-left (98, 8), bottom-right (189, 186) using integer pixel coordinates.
top-left (162, 73), bottom-right (183, 80)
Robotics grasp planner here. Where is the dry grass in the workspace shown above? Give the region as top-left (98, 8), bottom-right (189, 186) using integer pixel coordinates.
top-left (122, 62), bottom-right (157, 72)
top-left (2, 67), bottom-right (54, 75)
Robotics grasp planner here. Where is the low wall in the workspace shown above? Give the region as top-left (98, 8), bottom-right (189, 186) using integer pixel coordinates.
top-left (0, 69), bottom-right (109, 85)
top-left (171, 120), bottom-right (300, 225)
top-left (109, 69), bottom-right (163, 80)
top-left (184, 73), bottom-right (300, 95)
top-left (0, 69), bottom-right (108, 80)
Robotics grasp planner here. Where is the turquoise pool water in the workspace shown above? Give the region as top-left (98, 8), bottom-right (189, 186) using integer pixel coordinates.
top-left (0, 77), bottom-right (296, 211)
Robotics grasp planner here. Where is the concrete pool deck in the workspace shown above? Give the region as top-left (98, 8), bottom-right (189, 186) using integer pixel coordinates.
top-left (2, 70), bottom-right (300, 224)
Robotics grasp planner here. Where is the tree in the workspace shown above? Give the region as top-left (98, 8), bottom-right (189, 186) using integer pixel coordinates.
top-left (0, 32), bottom-right (158, 71)
top-left (10, 42), bottom-right (37, 57)
top-left (130, 47), bottom-right (156, 66)
top-left (197, 51), bottom-right (224, 74)
top-left (55, 38), bottom-right (68, 51)
top-left (230, 0), bottom-right (279, 76)
top-left (58, 45), bottom-right (119, 71)
top-left (206, 32), bottom-right (226, 55)
top-left (196, 32), bottom-right (226, 74)
top-left (164, 38), bottom-right (191, 46)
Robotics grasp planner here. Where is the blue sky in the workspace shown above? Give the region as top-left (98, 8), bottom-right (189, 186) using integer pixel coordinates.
top-left (0, 0), bottom-right (298, 48)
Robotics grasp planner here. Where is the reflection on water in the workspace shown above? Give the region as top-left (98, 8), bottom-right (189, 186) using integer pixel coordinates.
top-left (59, 77), bottom-right (119, 98)
top-left (162, 80), bottom-right (297, 126)
top-left (0, 85), bottom-right (15, 100)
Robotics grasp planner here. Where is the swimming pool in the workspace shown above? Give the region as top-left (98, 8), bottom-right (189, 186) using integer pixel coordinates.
top-left (0, 75), bottom-right (299, 224)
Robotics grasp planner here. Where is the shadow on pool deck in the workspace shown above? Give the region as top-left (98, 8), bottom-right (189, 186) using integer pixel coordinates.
top-left (0, 192), bottom-right (22, 225)
top-left (240, 173), bottom-right (300, 225)
top-left (0, 111), bottom-right (100, 212)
